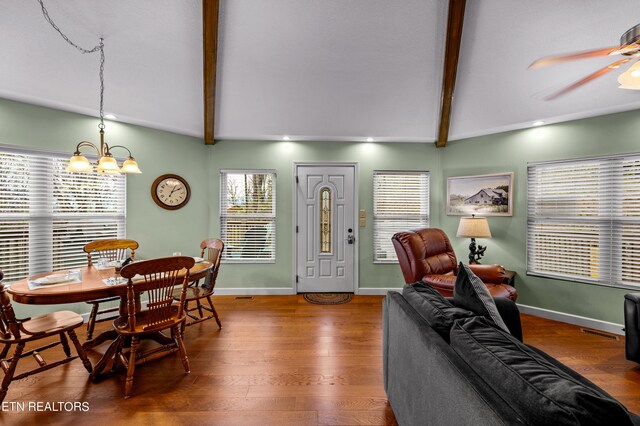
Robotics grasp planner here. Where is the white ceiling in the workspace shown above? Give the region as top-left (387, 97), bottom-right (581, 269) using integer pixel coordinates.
top-left (2, 0), bottom-right (640, 143)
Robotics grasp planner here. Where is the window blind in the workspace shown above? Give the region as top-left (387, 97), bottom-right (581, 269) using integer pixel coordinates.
top-left (0, 148), bottom-right (126, 283)
top-left (220, 170), bottom-right (276, 263)
top-left (527, 154), bottom-right (640, 289)
top-left (373, 171), bottom-right (430, 263)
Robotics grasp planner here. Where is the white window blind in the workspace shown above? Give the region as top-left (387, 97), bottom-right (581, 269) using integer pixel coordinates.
top-left (220, 170), bottom-right (276, 263)
top-left (527, 154), bottom-right (640, 289)
top-left (0, 148), bottom-right (126, 283)
top-left (373, 171), bottom-right (430, 263)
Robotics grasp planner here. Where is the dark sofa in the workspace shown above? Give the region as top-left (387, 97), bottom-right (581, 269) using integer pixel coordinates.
top-left (383, 291), bottom-right (640, 426)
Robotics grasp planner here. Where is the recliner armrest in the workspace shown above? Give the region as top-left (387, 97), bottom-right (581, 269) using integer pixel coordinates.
top-left (468, 264), bottom-right (506, 285)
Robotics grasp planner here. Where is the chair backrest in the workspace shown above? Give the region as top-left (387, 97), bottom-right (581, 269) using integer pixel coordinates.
top-left (84, 239), bottom-right (139, 266)
top-left (119, 256), bottom-right (195, 331)
top-left (392, 228), bottom-right (458, 284)
top-left (200, 239), bottom-right (224, 290)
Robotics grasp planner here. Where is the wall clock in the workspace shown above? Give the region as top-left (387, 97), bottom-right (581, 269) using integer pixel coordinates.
top-left (151, 174), bottom-right (191, 210)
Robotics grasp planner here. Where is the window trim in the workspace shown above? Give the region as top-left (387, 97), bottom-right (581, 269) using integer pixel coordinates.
top-left (373, 170), bottom-right (430, 264)
top-left (526, 152), bottom-right (640, 290)
top-left (219, 169), bottom-right (276, 264)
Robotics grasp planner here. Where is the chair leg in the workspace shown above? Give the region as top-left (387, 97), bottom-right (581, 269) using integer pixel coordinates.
top-left (0, 343), bottom-right (24, 404)
top-left (124, 336), bottom-right (138, 399)
top-left (86, 303), bottom-right (99, 340)
top-left (196, 299), bottom-right (204, 319)
top-left (67, 329), bottom-right (92, 373)
top-left (207, 296), bottom-right (222, 328)
top-left (173, 326), bottom-right (190, 373)
top-left (0, 343), bottom-right (10, 360)
top-left (59, 332), bottom-right (71, 357)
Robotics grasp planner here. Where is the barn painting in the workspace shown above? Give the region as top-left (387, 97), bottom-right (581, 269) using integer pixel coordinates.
top-left (447, 173), bottom-right (514, 216)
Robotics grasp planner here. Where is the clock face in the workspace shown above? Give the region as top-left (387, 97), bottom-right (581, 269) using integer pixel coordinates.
top-left (151, 174), bottom-right (191, 210)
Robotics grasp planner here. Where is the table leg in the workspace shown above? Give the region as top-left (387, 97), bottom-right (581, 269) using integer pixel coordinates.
top-left (82, 297), bottom-right (127, 351)
top-left (90, 336), bottom-right (122, 381)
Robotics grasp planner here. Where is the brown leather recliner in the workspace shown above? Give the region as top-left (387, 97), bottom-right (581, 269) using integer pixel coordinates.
top-left (392, 228), bottom-right (517, 301)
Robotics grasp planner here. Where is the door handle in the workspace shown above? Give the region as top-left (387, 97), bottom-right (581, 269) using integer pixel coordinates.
top-left (347, 234), bottom-right (355, 244)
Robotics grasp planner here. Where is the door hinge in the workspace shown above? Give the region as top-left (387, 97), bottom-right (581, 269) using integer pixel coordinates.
top-left (295, 176), bottom-right (299, 184)
top-left (296, 225), bottom-right (299, 233)
top-left (296, 275), bottom-right (299, 283)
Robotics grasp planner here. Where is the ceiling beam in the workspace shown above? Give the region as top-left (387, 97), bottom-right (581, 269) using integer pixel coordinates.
top-left (203, 0), bottom-right (220, 145)
top-left (436, 0), bottom-right (466, 148)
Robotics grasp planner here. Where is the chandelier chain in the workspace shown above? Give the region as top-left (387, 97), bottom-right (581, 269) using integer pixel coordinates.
top-left (36, 0), bottom-right (106, 128)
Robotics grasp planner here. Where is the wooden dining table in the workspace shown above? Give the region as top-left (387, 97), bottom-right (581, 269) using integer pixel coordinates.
top-left (7, 261), bottom-right (212, 379)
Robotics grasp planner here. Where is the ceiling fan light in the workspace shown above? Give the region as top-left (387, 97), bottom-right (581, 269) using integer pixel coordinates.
top-left (66, 154), bottom-right (92, 172)
top-left (618, 62), bottom-right (640, 90)
top-left (121, 157), bottom-right (142, 174)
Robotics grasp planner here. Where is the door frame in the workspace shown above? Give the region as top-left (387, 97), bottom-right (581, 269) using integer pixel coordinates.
top-left (292, 162), bottom-right (359, 294)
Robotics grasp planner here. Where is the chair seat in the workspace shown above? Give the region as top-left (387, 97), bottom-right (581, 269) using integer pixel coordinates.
top-left (85, 296), bottom-right (120, 305)
top-left (173, 286), bottom-right (212, 301)
top-left (113, 305), bottom-right (184, 335)
top-left (2, 311), bottom-right (84, 343)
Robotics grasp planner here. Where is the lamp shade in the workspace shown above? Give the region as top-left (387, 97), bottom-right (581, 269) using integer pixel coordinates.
top-left (97, 154), bottom-right (120, 173)
top-left (457, 216), bottom-right (492, 238)
top-left (66, 154), bottom-right (92, 172)
top-left (121, 157), bottom-right (142, 174)
top-left (618, 61), bottom-right (640, 90)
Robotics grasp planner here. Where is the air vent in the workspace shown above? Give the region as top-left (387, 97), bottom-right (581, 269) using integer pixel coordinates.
top-left (235, 296), bottom-right (253, 300)
top-left (580, 328), bottom-right (619, 340)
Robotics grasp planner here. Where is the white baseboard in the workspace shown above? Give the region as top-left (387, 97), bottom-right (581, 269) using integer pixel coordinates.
top-left (517, 303), bottom-right (625, 336)
top-left (357, 287), bottom-right (402, 295)
top-left (214, 287), bottom-right (295, 295)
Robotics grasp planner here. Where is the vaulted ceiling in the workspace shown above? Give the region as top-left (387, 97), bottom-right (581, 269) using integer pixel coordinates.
top-left (2, 0), bottom-right (640, 143)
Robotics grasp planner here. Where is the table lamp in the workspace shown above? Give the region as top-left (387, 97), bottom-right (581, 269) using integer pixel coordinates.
top-left (456, 214), bottom-right (492, 264)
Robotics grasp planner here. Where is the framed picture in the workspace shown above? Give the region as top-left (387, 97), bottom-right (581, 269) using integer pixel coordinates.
top-left (446, 172), bottom-right (514, 216)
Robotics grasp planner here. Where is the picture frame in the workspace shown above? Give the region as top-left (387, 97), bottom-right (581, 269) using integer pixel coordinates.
top-left (446, 172), bottom-right (514, 216)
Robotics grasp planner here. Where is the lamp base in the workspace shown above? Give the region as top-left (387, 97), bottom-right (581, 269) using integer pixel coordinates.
top-left (468, 238), bottom-right (487, 264)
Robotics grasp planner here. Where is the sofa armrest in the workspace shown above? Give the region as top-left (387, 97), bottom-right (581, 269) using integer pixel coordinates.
top-left (625, 293), bottom-right (640, 363)
top-left (468, 264), bottom-right (505, 284)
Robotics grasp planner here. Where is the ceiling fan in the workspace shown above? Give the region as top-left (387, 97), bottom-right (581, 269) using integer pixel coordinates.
top-left (529, 23), bottom-right (640, 100)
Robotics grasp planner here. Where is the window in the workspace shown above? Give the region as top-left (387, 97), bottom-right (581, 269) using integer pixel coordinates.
top-left (373, 171), bottom-right (430, 263)
top-left (527, 153), bottom-right (640, 289)
top-left (220, 170), bottom-right (276, 263)
top-left (0, 147), bottom-right (126, 283)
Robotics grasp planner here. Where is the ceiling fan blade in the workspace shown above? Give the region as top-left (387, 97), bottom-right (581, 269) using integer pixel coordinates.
top-left (529, 46), bottom-right (623, 69)
top-left (545, 57), bottom-right (633, 100)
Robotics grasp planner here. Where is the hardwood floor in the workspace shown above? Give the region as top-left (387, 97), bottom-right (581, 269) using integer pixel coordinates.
top-left (0, 295), bottom-right (638, 425)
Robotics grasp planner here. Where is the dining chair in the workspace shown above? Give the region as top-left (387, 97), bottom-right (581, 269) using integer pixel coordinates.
top-left (175, 239), bottom-right (224, 328)
top-left (112, 256), bottom-right (194, 398)
top-left (0, 269), bottom-right (92, 403)
top-left (83, 239), bottom-right (139, 341)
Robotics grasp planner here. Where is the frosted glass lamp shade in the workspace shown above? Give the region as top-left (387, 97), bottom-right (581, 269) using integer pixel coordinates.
top-left (457, 216), bottom-right (492, 238)
top-left (121, 157), bottom-right (142, 174)
top-left (97, 154), bottom-right (120, 173)
top-left (66, 154), bottom-right (92, 172)
top-left (618, 61), bottom-right (640, 90)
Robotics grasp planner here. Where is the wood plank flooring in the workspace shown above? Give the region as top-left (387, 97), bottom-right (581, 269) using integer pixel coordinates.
top-left (0, 295), bottom-right (638, 425)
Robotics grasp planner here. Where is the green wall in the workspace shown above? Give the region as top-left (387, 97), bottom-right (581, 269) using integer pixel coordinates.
top-left (2, 97), bottom-right (639, 325)
top-left (441, 109), bottom-right (640, 324)
top-left (0, 98), bottom-right (209, 316)
top-left (207, 140), bottom-right (441, 290)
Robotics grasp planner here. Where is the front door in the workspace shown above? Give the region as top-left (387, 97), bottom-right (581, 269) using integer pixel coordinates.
top-left (295, 164), bottom-right (357, 293)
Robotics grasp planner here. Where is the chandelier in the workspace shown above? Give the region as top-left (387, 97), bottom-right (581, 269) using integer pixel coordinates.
top-left (37, 0), bottom-right (141, 174)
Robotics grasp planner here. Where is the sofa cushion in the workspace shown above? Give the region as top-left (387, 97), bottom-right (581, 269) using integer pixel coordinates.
top-left (450, 316), bottom-right (634, 426)
top-left (453, 263), bottom-right (510, 333)
top-left (403, 283), bottom-right (475, 341)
